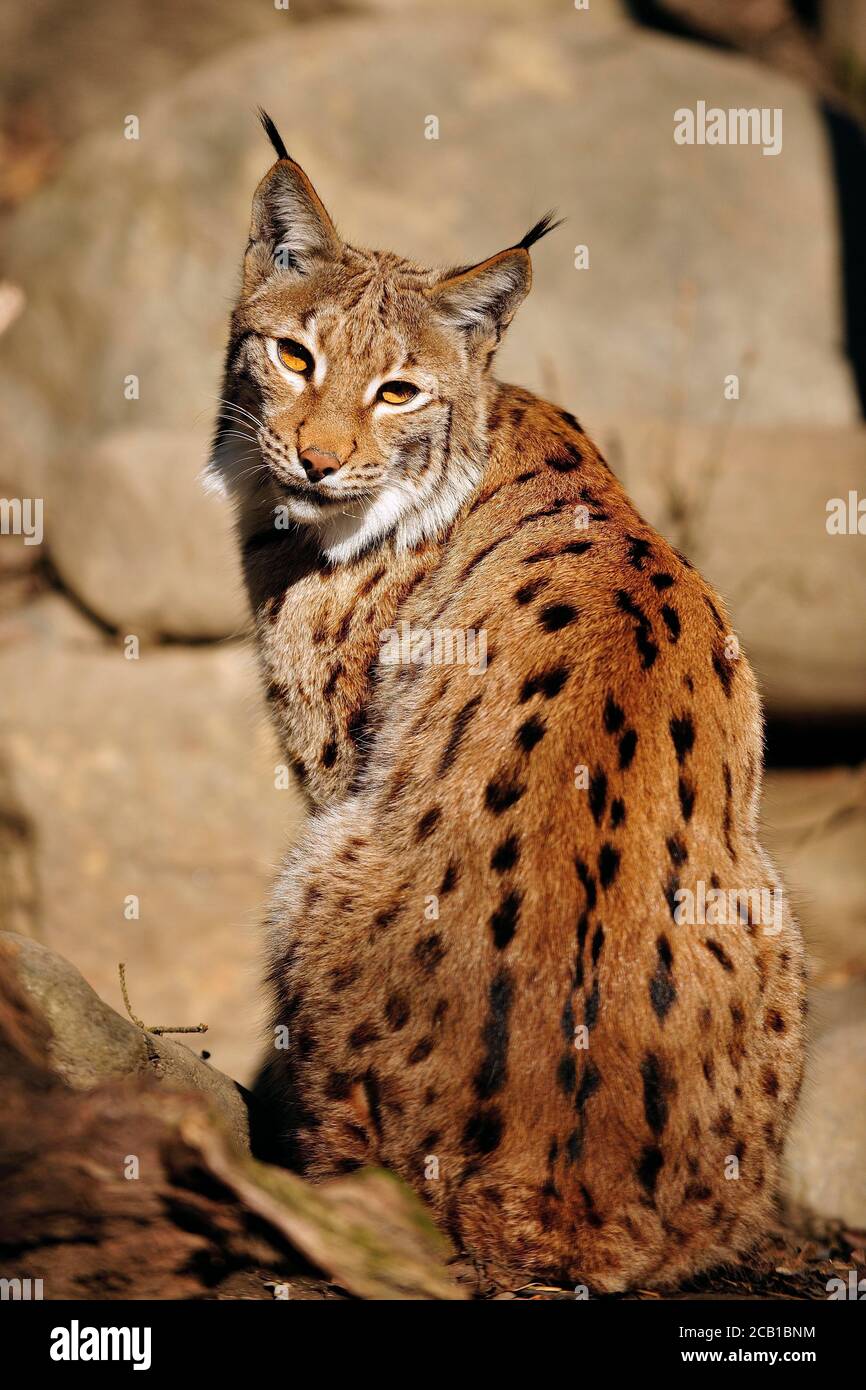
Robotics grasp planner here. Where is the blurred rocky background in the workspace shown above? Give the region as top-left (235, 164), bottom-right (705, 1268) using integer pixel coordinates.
top-left (0, 0), bottom-right (864, 1272)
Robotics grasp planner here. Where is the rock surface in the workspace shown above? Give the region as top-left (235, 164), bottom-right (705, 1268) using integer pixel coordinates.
top-left (0, 935), bottom-right (463, 1301)
top-left (784, 980), bottom-right (866, 1230)
top-left (761, 764), bottom-right (866, 982)
top-left (48, 427), bottom-right (250, 640)
top-left (2, 930), bottom-right (252, 1152)
top-left (0, 595), bottom-right (302, 1083)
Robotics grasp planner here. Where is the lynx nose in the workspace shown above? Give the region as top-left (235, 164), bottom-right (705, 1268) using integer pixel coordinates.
top-left (299, 447), bottom-right (341, 483)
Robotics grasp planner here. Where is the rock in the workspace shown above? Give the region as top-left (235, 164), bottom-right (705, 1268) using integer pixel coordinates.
top-left (0, 937), bottom-right (462, 1301)
top-left (784, 981), bottom-right (866, 1229)
top-left (1, 931), bottom-right (251, 1151)
top-left (0, 599), bottom-right (304, 1083)
top-left (0, 8), bottom-right (854, 523)
top-left (592, 420), bottom-right (866, 716)
top-left (48, 428), bottom-right (250, 641)
top-left (761, 765), bottom-right (866, 982)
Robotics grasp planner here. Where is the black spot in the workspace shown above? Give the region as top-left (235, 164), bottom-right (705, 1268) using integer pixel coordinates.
top-left (514, 578), bottom-right (548, 605)
top-left (565, 1127), bottom-right (584, 1165)
top-left (575, 912), bottom-right (589, 987)
top-left (560, 996), bottom-right (575, 1042)
top-left (485, 776), bottom-right (525, 814)
top-left (349, 1020), bottom-right (380, 1050)
top-left (604, 695), bottom-right (625, 733)
top-left (661, 605), bottom-right (681, 642)
top-left (408, 1037), bottom-right (436, 1065)
top-left (576, 1058), bottom-right (602, 1110)
top-left (598, 843), bottom-right (620, 889)
top-left (641, 1052), bottom-right (670, 1135)
top-left (616, 590), bottom-right (659, 669)
top-left (610, 798), bottom-right (626, 828)
top-left (539, 602), bottom-right (579, 632)
top-left (462, 1106), bottom-right (504, 1155)
top-left (584, 978), bottom-right (600, 1030)
top-left (589, 769), bottom-right (608, 826)
top-left (651, 572), bottom-right (675, 591)
top-left (664, 872), bottom-right (680, 921)
top-left (414, 933), bottom-right (447, 973)
top-left (574, 858), bottom-right (598, 911)
top-left (704, 939), bottom-right (734, 972)
top-left (325, 1071), bottom-right (352, 1101)
top-left (474, 970), bottom-right (514, 1100)
top-left (490, 890), bottom-right (522, 949)
top-left (547, 443), bottom-right (583, 472)
top-left (385, 994), bottom-right (410, 1031)
top-left (678, 776), bottom-right (696, 821)
top-left (666, 835), bottom-right (688, 867)
top-left (416, 807), bottom-right (441, 841)
top-left (669, 715), bottom-right (695, 764)
top-left (712, 648), bottom-right (735, 697)
top-left (517, 715), bottom-right (546, 753)
top-left (557, 1053), bottom-right (577, 1094)
top-left (636, 1144), bottom-right (664, 1197)
top-left (438, 695), bottom-right (483, 776)
top-left (626, 535), bottom-right (653, 570)
top-left (559, 409), bottom-right (583, 433)
top-left (520, 666), bottom-right (571, 702)
top-left (331, 962), bottom-right (360, 992)
top-left (591, 925), bottom-right (605, 966)
top-left (491, 836), bottom-right (520, 873)
top-left (762, 1067), bottom-right (780, 1099)
top-left (322, 740), bottom-right (338, 769)
top-left (618, 728), bottom-right (638, 769)
top-left (374, 903), bottom-right (401, 930)
top-left (650, 934), bottom-right (677, 1021)
top-left (439, 860), bottom-right (459, 895)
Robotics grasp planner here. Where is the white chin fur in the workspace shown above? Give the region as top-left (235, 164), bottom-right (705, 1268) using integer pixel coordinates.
top-left (315, 458), bottom-right (482, 565)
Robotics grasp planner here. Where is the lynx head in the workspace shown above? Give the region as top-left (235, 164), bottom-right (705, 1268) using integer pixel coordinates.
top-left (210, 112), bottom-right (559, 564)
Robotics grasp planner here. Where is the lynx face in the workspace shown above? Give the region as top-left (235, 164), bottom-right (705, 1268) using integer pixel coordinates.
top-left (211, 114), bottom-right (558, 564)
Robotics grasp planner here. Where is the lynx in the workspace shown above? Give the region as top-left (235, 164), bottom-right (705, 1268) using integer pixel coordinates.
top-left (209, 114), bottom-right (805, 1291)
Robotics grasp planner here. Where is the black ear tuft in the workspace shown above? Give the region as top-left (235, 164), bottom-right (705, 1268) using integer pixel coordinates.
top-left (516, 211), bottom-right (564, 251)
top-left (258, 107), bottom-right (290, 162)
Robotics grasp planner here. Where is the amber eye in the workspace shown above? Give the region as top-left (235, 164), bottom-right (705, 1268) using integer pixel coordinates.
top-left (277, 339), bottom-right (314, 375)
top-left (378, 380), bottom-right (419, 406)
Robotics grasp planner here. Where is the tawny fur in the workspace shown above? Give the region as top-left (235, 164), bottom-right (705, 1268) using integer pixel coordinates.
top-left (212, 123), bottom-right (806, 1293)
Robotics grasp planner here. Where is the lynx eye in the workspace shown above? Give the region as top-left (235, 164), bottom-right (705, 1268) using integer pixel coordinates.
top-left (378, 380), bottom-right (419, 406)
top-left (277, 339), bottom-right (314, 375)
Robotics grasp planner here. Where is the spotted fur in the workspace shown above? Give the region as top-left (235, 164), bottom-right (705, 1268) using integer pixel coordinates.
top-left (212, 119), bottom-right (805, 1292)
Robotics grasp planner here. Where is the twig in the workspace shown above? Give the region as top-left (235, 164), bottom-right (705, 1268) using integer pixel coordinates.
top-left (118, 963), bottom-right (208, 1037)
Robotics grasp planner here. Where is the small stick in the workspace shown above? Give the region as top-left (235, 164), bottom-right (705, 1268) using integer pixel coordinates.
top-left (118, 963), bottom-right (208, 1036)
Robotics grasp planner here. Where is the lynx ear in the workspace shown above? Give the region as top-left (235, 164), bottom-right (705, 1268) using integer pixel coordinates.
top-left (246, 110), bottom-right (342, 282)
top-left (428, 213), bottom-right (562, 336)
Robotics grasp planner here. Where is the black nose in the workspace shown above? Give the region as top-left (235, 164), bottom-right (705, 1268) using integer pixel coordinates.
top-left (299, 448), bottom-right (340, 483)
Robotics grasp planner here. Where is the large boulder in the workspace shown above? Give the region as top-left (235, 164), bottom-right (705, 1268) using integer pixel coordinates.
top-left (784, 981), bottom-right (866, 1230)
top-left (0, 594), bottom-right (303, 1083)
top-left (0, 9), bottom-right (856, 635)
top-left (49, 428), bottom-right (249, 641)
top-left (761, 764), bottom-right (866, 981)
